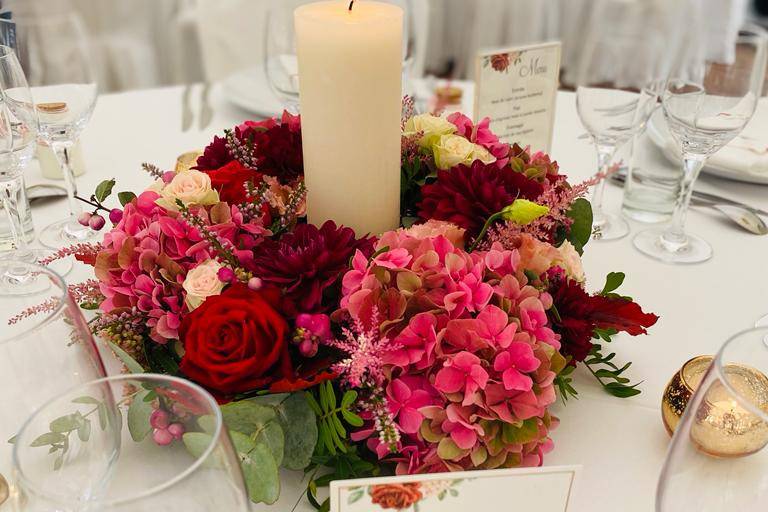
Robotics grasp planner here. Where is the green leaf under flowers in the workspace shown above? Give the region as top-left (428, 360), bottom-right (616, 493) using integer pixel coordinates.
top-left (107, 341), bottom-right (145, 374)
top-left (600, 272), bottom-right (626, 296)
top-left (501, 418), bottom-right (539, 444)
top-left (94, 179), bottom-right (116, 202)
top-left (565, 198), bottom-right (593, 255)
top-left (500, 199), bottom-right (549, 225)
top-left (50, 413), bottom-right (81, 433)
top-left (230, 431), bottom-right (280, 504)
top-left (117, 191), bottom-right (137, 207)
top-left (250, 393), bottom-right (318, 471)
top-left (220, 401), bottom-right (277, 436)
top-left (30, 432), bottom-right (66, 447)
top-left (127, 389), bottom-right (153, 442)
top-left (77, 419), bottom-right (91, 442)
top-left (72, 396), bottom-right (100, 405)
top-left (341, 409), bottom-right (364, 428)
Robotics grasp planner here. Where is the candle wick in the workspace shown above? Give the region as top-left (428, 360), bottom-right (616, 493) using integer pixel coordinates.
top-left (348, 0), bottom-right (354, 10)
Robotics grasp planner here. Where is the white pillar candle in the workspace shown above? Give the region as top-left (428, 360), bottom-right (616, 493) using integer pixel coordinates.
top-left (295, 0), bottom-right (403, 236)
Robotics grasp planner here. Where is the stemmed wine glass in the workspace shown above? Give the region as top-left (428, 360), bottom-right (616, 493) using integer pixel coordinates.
top-left (575, 35), bottom-right (662, 241)
top-left (265, 0), bottom-right (415, 113)
top-left (0, 45), bottom-right (71, 292)
top-left (656, 326), bottom-right (768, 511)
top-left (0, 260), bottom-right (106, 505)
top-left (634, 26), bottom-right (768, 264)
top-left (10, 13), bottom-right (100, 248)
top-left (10, 374), bottom-right (251, 511)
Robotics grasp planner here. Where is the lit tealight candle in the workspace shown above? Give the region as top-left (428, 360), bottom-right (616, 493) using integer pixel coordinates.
top-left (295, 0), bottom-right (403, 236)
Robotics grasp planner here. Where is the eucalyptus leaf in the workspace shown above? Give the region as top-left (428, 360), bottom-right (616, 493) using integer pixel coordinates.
top-left (220, 401), bottom-right (276, 436)
top-left (127, 389), bottom-right (153, 442)
top-left (230, 431), bottom-right (280, 504)
top-left (50, 414), bottom-right (80, 433)
top-left (107, 341), bottom-right (145, 374)
top-left (30, 432), bottom-right (66, 447)
top-left (249, 393), bottom-right (318, 471)
top-left (72, 396), bottom-right (101, 405)
top-left (77, 419), bottom-right (91, 442)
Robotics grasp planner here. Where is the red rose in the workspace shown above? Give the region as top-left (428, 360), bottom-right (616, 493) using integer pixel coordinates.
top-left (179, 284), bottom-right (334, 398)
top-left (180, 284), bottom-right (290, 395)
top-left (206, 160), bottom-right (261, 205)
top-left (370, 483), bottom-right (423, 509)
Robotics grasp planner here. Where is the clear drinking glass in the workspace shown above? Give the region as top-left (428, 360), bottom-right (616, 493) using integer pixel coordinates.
top-left (0, 45), bottom-right (71, 291)
top-left (10, 374), bottom-right (251, 512)
top-left (634, 26), bottom-right (768, 264)
top-left (657, 326), bottom-right (768, 511)
top-left (266, 0), bottom-right (414, 113)
top-left (575, 37), bottom-right (662, 241)
top-left (8, 14), bottom-right (100, 248)
top-left (0, 260), bottom-right (106, 503)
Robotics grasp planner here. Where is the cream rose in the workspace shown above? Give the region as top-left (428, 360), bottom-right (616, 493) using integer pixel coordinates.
top-left (403, 113), bottom-right (457, 149)
top-left (155, 169), bottom-right (219, 211)
top-left (183, 259), bottom-right (225, 310)
top-left (557, 240), bottom-right (586, 283)
top-left (433, 134), bottom-right (496, 170)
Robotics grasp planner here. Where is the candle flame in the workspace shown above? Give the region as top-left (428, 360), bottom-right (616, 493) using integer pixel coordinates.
top-left (348, 0), bottom-right (354, 10)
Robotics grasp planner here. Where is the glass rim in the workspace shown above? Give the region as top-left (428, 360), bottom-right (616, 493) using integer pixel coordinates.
top-left (712, 326), bottom-right (768, 423)
top-left (11, 373), bottom-right (226, 507)
top-left (0, 44), bottom-right (16, 62)
top-left (0, 260), bottom-right (70, 346)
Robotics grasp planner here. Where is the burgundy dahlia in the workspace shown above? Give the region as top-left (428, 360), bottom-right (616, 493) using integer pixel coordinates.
top-left (252, 221), bottom-right (374, 314)
top-left (195, 135), bottom-right (232, 172)
top-left (547, 272), bottom-right (659, 363)
top-left (417, 160), bottom-right (544, 237)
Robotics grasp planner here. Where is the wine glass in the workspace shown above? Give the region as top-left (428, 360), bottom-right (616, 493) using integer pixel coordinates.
top-left (10, 374), bottom-right (251, 512)
top-left (634, 26), bottom-right (768, 264)
top-left (575, 35), bottom-right (662, 241)
top-left (0, 260), bottom-right (106, 504)
top-left (266, 0), bottom-right (415, 113)
top-left (0, 44), bottom-right (72, 291)
top-left (9, 13), bottom-right (100, 248)
top-left (657, 326), bottom-right (768, 511)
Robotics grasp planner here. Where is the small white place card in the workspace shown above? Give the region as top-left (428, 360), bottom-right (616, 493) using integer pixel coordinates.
top-left (330, 465), bottom-right (580, 511)
top-left (474, 42), bottom-right (562, 153)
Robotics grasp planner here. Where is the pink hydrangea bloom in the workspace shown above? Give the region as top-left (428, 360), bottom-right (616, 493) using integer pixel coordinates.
top-left (340, 222), bottom-right (559, 474)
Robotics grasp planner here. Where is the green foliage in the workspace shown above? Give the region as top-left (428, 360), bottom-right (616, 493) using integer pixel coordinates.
top-left (306, 445), bottom-right (379, 511)
top-left (554, 364), bottom-right (578, 403)
top-left (564, 198), bottom-right (593, 254)
top-left (143, 340), bottom-right (181, 375)
top-left (107, 341), bottom-right (145, 374)
top-left (585, 343), bottom-right (642, 398)
top-left (118, 191), bottom-right (137, 206)
top-left (400, 157), bottom-right (435, 217)
top-left (186, 393), bottom-right (318, 505)
top-left (94, 179), bottom-right (116, 202)
top-left (305, 382), bottom-right (363, 457)
top-left (127, 389), bottom-right (153, 442)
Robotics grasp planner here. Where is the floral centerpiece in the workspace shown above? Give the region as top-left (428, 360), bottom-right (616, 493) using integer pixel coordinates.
top-left (35, 105), bottom-right (658, 507)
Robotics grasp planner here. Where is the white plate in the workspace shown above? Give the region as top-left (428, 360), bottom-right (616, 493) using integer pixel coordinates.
top-left (222, 65), bottom-right (476, 119)
top-left (646, 107), bottom-right (768, 185)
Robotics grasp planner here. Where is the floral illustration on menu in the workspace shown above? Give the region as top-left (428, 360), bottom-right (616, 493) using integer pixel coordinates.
top-left (484, 51), bottom-right (523, 73)
top-left (346, 479), bottom-right (462, 510)
top-left (17, 100), bottom-right (658, 508)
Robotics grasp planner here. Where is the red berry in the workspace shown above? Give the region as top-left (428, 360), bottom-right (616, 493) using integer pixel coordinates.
top-left (152, 428), bottom-right (173, 446)
top-left (77, 212), bottom-right (92, 227)
top-left (109, 208), bottom-right (123, 224)
top-left (150, 409), bottom-right (170, 429)
top-left (89, 214), bottom-right (106, 231)
top-left (167, 423), bottom-right (185, 440)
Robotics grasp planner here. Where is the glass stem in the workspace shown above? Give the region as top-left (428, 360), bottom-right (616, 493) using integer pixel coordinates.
top-left (1, 176), bottom-right (31, 259)
top-left (591, 143), bottom-right (616, 225)
top-left (52, 141), bottom-right (81, 217)
top-left (661, 153), bottom-right (706, 250)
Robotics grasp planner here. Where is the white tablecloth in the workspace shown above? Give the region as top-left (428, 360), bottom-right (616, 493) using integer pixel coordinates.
top-left (24, 85), bottom-right (768, 511)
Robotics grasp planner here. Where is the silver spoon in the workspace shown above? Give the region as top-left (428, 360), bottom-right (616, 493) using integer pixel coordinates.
top-left (690, 199), bottom-right (768, 235)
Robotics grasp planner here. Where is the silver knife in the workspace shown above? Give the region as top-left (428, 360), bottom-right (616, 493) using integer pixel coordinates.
top-left (181, 84), bottom-right (194, 132)
top-left (199, 83), bottom-right (213, 131)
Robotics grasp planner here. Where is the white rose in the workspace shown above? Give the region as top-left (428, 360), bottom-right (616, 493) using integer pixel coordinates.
top-left (557, 240), bottom-right (586, 283)
top-left (432, 134), bottom-right (496, 170)
top-left (182, 259), bottom-right (225, 310)
top-left (155, 169), bottom-right (219, 211)
top-left (403, 113), bottom-right (457, 149)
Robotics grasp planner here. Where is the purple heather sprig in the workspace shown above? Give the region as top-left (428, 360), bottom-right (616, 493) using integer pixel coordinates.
top-left (175, 200), bottom-right (240, 269)
top-left (141, 162), bottom-right (165, 180)
top-left (225, 129), bottom-right (259, 170)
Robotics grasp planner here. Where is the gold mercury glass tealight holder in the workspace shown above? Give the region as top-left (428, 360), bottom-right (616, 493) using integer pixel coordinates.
top-left (662, 355), bottom-right (768, 457)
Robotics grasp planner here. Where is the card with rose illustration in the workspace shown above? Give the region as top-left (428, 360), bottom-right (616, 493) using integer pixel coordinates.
top-left (331, 465), bottom-right (580, 511)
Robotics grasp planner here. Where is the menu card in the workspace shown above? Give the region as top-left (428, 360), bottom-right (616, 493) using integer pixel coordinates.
top-left (331, 465), bottom-right (580, 511)
top-left (474, 42), bottom-right (562, 153)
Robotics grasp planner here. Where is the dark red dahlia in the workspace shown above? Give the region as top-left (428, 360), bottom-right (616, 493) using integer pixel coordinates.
top-left (195, 135), bottom-right (232, 172)
top-left (243, 112), bottom-right (304, 183)
top-left (548, 273), bottom-right (659, 363)
top-left (252, 221), bottom-right (374, 314)
top-left (417, 160), bottom-right (544, 237)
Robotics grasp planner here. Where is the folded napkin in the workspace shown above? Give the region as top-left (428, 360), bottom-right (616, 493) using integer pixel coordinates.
top-left (663, 98), bottom-right (768, 175)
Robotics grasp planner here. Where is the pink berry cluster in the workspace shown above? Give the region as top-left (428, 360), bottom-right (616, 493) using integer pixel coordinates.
top-left (149, 408), bottom-right (186, 446)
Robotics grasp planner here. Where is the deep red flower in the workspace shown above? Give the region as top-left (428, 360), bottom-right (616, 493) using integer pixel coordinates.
top-left (417, 160), bottom-right (544, 237)
top-left (548, 274), bottom-right (659, 362)
top-left (179, 284), bottom-right (332, 398)
top-left (252, 221), bottom-right (374, 314)
top-left (195, 135), bottom-right (232, 172)
top-left (206, 160), bottom-right (262, 205)
top-left (242, 112), bottom-right (303, 183)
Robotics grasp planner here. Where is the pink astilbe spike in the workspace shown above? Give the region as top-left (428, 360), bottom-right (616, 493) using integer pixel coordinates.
top-left (38, 243), bottom-right (103, 266)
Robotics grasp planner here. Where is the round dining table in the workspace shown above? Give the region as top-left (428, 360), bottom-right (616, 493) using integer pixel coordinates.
top-left (22, 83), bottom-right (768, 512)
